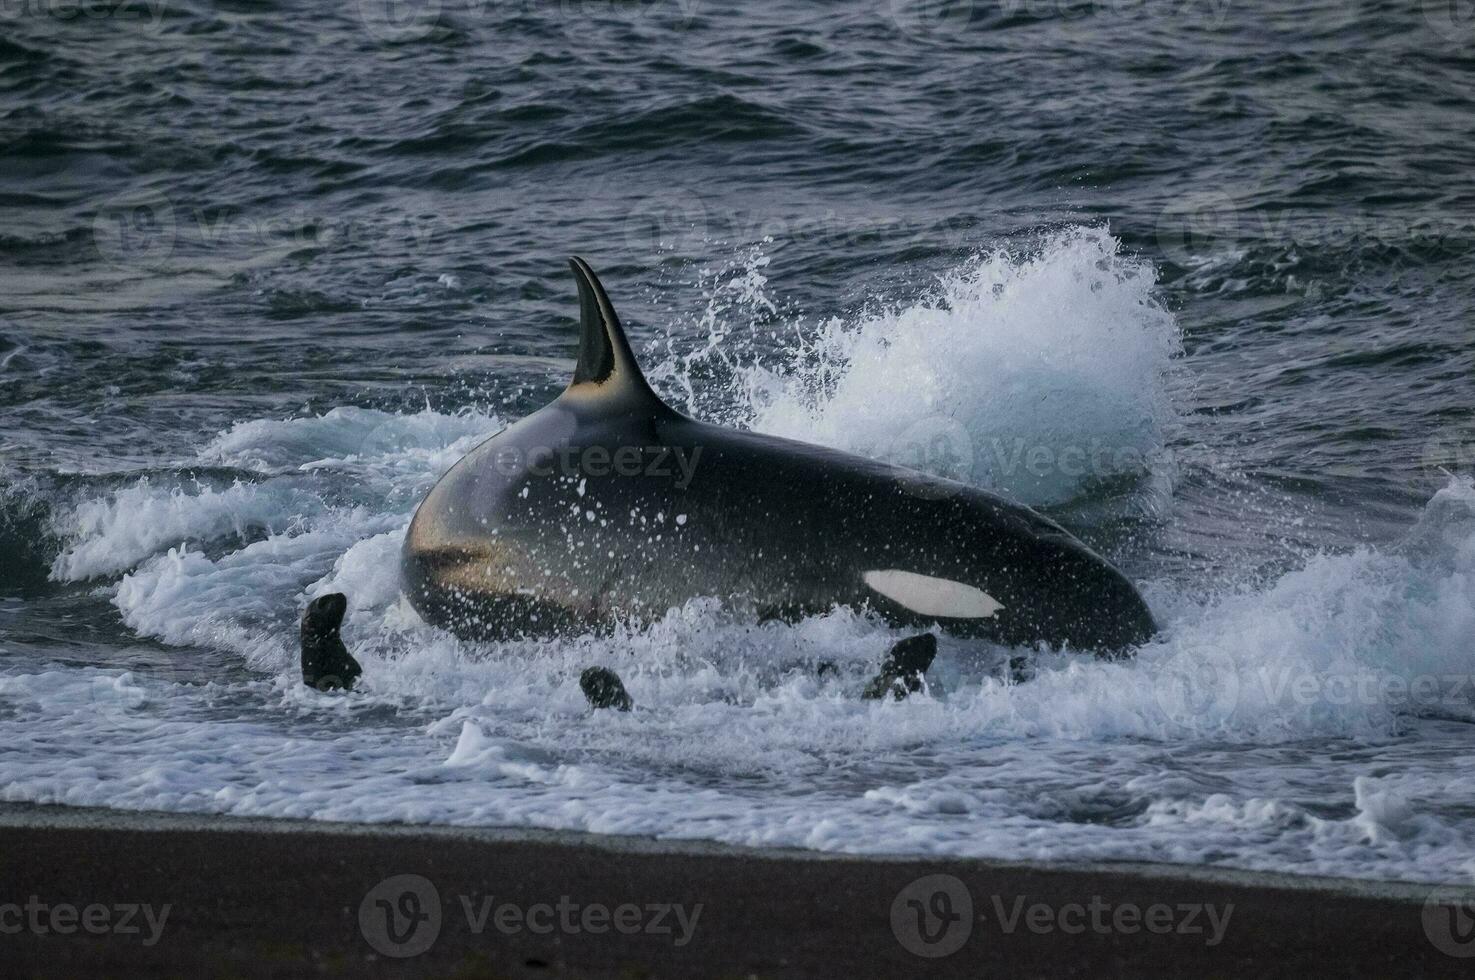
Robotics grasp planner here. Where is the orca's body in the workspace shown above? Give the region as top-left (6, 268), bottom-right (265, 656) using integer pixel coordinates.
top-left (402, 258), bottom-right (1156, 653)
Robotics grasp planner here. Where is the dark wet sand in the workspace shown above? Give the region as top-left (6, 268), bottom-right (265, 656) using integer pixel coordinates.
top-left (0, 806), bottom-right (1468, 978)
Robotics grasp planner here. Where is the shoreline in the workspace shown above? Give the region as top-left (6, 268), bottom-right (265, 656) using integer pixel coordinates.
top-left (0, 801), bottom-right (1460, 903)
top-left (1, 802), bottom-right (1471, 977)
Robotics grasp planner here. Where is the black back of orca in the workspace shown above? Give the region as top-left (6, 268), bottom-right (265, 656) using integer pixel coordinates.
top-left (402, 257), bottom-right (1157, 654)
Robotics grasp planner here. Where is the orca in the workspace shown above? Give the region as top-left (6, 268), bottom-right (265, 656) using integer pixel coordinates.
top-left (401, 258), bottom-right (1156, 654)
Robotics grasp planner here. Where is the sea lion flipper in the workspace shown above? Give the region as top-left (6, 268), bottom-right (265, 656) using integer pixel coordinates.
top-left (861, 633), bottom-right (937, 701)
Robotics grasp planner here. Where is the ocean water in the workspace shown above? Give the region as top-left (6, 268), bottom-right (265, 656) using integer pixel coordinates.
top-left (3, 1), bottom-right (1475, 884)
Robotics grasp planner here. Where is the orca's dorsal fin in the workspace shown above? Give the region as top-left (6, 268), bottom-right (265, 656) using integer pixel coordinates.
top-left (565, 256), bottom-right (670, 413)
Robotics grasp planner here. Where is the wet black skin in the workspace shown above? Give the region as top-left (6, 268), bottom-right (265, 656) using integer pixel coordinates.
top-left (402, 258), bottom-right (1157, 655)
top-left (300, 592), bottom-right (363, 691)
top-left (862, 634), bottom-right (939, 700)
top-left (580, 666), bottom-right (633, 711)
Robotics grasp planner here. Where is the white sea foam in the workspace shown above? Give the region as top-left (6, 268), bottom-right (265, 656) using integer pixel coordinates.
top-left (200, 405), bottom-right (491, 476)
top-left (651, 227), bottom-right (1181, 508)
top-left (50, 480), bottom-right (327, 582)
top-left (12, 239), bottom-right (1475, 883)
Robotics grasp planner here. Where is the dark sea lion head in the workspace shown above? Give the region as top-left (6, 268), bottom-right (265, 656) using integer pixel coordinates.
top-left (300, 592), bottom-right (360, 691)
top-left (302, 592), bottom-right (348, 634)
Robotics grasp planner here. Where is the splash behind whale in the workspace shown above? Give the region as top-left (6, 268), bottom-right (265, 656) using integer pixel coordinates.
top-left (402, 258), bottom-right (1156, 653)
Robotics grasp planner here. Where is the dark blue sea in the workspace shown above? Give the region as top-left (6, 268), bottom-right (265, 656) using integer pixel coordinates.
top-left (2, 0), bottom-right (1474, 881)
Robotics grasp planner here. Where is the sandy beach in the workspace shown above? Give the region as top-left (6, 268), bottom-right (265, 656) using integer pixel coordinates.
top-left (0, 805), bottom-right (1469, 978)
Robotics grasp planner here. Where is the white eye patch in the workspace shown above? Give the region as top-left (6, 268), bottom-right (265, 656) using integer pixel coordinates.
top-left (863, 569), bottom-right (1002, 619)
